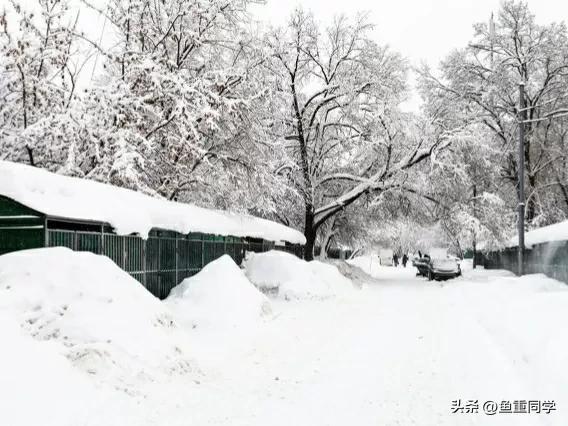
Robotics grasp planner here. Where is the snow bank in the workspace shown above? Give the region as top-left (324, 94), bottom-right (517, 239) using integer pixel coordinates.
top-left (446, 271), bottom-right (568, 404)
top-left (243, 251), bottom-right (353, 300)
top-left (0, 314), bottom-right (101, 426)
top-left (325, 259), bottom-right (378, 288)
top-left (0, 247), bottom-right (193, 382)
top-left (0, 160), bottom-right (305, 243)
top-left (165, 255), bottom-right (272, 330)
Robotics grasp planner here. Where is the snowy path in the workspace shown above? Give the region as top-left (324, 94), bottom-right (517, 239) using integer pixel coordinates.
top-left (138, 264), bottom-right (567, 426)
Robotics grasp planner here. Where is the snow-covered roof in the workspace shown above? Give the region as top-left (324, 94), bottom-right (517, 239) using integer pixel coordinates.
top-left (0, 161), bottom-right (306, 244)
top-left (508, 220), bottom-right (568, 248)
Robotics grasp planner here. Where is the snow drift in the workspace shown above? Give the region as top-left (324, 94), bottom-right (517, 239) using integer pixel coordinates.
top-left (243, 250), bottom-right (354, 300)
top-left (325, 259), bottom-right (378, 288)
top-left (0, 313), bottom-right (103, 426)
top-left (165, 255), bottom-right (272, 331)
top-left (0, 247), bottom-right (194, 383)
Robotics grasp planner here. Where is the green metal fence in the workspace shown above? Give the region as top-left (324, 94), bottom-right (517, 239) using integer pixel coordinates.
top-left (484, 241), bottom-right (568, 285)
top-left (46, 229), bottom-right (301, 299)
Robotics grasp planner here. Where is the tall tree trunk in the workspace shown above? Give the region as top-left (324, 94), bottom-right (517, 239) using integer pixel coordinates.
top-left (304, 207), bottom-right (316, 261)
top-left (18, 65), bottom-right (34, 166)
top-left (290, 76), bottom-right (316, 260)
top-left (26, 146), bottom-right (35, 167)
top-left (318, 218), bottom-right (337, 260)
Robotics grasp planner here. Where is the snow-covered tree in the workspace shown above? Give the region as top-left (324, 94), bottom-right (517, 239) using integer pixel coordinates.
top-left (265, 9), bottom-right (450, 259)
top-left (418, 0), bottom-right (568, 229)
top-left (66, 0), bottom-right (282, 215)
top-left (0, 0), bottom-right (81, 168)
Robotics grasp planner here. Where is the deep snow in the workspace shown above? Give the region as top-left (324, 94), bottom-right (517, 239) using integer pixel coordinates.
top-left (243, 250), bottom-right (354, 300)
top-left (166, 254), bottom-right (272, 330)
top-left (164, 255), bottom-right (273, 362)
top-left (0, 248), bottom-right (194, 384)
top-left (1, 251), bottom-right (567, 426)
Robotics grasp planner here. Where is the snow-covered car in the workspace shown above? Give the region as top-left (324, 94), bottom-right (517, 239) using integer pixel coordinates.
top-left (427, 257), bottom-right (461, 281)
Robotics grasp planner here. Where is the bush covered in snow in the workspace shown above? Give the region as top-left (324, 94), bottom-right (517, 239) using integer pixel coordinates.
top-left (0, 248), bottom-right (193, 383)
top-left (165, 255), bottom-right (272, 331)
top-left (243, 250), bottom-right (354, 300)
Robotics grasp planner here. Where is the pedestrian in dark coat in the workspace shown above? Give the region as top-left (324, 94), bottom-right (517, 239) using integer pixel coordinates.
top-left (402, 254), bottom-right (408, 268)
top-left (393, 253), bottom-right (399, 267)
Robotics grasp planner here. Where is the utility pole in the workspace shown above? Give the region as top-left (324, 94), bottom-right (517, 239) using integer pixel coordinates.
top-left (472, 184), bottom-right (477, 269)
top-left (518, 82), bottom-right (526, 276)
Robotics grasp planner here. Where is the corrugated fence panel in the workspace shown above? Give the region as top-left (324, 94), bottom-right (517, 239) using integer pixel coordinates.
top-left (103, 234), bottom-right (124, 269)
top-left (145, 237), bottom-right (161, 298)
top-left (484, 241), bottom-right (568, 285)
top-left (48, 230), bottom-right (75, 249)
top-left (203, 240), bottom-right (225, 265)
top-left (124, 236), bottom-right (144, 273)
top-left (160, 238), bottom-right (177, 300)
top-left (177, 239), bottom-right (201, 282)
top-left (77, 232), bottom-right (102, 254)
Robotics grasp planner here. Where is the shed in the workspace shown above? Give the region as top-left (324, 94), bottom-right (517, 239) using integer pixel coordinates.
top-left (0, 161), bottom-right (305, 299)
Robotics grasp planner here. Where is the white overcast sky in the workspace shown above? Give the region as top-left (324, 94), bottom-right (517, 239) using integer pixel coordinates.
top-left (48, 0), bottom-right (567, 111)
top-left (251, 0), bottom-right (568, 110)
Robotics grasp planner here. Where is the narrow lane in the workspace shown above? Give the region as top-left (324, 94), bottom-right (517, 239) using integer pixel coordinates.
top-left (141, 263), bottom-right (567, 426)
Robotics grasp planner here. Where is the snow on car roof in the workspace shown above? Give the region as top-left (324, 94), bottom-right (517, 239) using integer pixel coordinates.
top-left (508, 220), bottom-right (568, 248)
top-left (0, 161), bottom-right (306, 244)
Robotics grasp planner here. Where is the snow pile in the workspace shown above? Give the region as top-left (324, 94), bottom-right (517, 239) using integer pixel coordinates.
top-left (446, 271), bottom-right (568, 405)
top-left (0, 313), bottom-right (100, 426)
top-left (325, 259), bottom-right (378, 288)
top-left (0, 160), bottom-right (305, 243)
top-left (0, 248), bottom-right (193, 383)
top-left (243, 250), bottom-right (354, 300)
top-left (347, 255), bottom-right (382, 276)
top-left (165, 255), bottom-right (272, 331)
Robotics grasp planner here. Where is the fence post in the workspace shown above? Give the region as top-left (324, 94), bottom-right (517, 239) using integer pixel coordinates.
top-left (44, 218), bottom-right (49, 247)
top-left (142, 238), bottom-right (147, 288)
top-left (175, 236), bottom-right (179, 285)
top-left (122, 237), bottom-right (127, 269)
top-left (201, 236), bottom-right (205, 269)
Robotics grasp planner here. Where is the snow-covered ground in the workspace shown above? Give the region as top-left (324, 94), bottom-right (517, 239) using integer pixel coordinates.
top-left (1, 251), bottom-right (566, 426)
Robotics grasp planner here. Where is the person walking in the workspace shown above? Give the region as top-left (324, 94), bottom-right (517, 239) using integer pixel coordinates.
top-left (402, 253), bottom-right (408, 268)
top-left (393, 253), bottom-right (399, 267)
